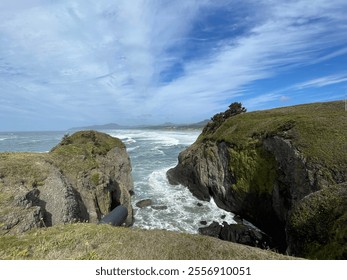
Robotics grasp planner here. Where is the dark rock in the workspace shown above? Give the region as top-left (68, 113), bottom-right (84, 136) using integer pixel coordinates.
top-left (197, 202), bottom-right (203, 207)
top-left (151, 205), bottom-right (168, 210)
top-left (0, 130), bottom-right (134, 234)
top-left (200, 220), bottom-right (207, 225)
top-left (15, 189), bottom-right (40, 208)
top-left (233, 215), bottom-right (243, 224)
top-left (199, 221), bottom-right (272, 250)
top-left (221, 215), bottom-right (226, 219)
top-left (219, 222), bottom-right (272, 249)
top-left (198, 221), bottom-right (222, 238)
top-left (136, 199), bottom-right (152, 208)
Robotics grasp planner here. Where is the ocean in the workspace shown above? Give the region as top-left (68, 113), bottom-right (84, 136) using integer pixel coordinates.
top-left (0, 129), bottom-right (235, 233)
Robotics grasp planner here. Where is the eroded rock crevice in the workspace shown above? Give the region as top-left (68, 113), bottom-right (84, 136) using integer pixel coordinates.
top-left (0, 131), bottom-right (134, 234)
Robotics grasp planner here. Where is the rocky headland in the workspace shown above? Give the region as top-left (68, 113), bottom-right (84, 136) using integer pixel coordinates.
top-left (0, 131), bottom-right (134, 234)
top-left (0, 129), bottom-right (301, 260)
top-left (167, 101), bottom-right (347, 259)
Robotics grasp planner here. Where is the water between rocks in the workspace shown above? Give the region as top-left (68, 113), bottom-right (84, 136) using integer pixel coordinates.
top-left (0, 129), bottom-right (236, 233)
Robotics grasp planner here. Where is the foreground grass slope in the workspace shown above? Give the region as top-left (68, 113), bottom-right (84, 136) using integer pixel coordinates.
top-left (0, 223), bottom-right (296, 260)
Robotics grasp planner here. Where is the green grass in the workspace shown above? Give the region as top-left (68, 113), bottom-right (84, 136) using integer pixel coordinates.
top-left (0, 223), bottom-right (298, 260)
top-left (288, 183), bottom-right (347, 259)
top-left (49, 131), bottom-right (125, 181)
top-left (0, 130), bottom-right (125, 199)
top-left (229, 146), bottom-right (277, 194)
top-left (199, 101), bottom-right (347, 169)
top-left (0, 153), bottom-right (49, 187)
top-left (0, 130), bottom-right (129, 233)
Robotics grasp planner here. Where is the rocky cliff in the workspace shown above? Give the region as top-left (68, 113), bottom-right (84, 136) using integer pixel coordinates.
top-left (167, 101), bottom-right (347, 259)
top-left (0, 131), bottom-right (134, 234)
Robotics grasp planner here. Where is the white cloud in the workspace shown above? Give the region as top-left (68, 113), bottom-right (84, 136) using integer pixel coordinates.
top-left (1, 0), bottom-right (347, 129)
top-left (295, 74), bottom-right (347, 89)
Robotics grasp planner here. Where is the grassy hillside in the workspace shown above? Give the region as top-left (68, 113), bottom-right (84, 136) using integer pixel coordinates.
top-left (199, 101), bottom-right (347, 169)
top-left (0, 223), bottom-right (297, 260)
top-left (193, 100), bottom-right (346, 258)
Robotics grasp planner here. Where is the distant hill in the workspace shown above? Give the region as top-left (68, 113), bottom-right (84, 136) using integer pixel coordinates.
top-left (138, 119), bottom-right (210, 130)
top-left (68, 120), bottom-right (210, 131)
top-left (68, 123), bottom-right (127, 131)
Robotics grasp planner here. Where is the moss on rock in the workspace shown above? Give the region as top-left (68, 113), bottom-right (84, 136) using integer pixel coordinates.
top-left (229, 146), bottom-right (277, 195)
top-left (168, 100), bottom-right (347, 259)
top-left (0, 130), bottom-right (134, 234)
top-left (287, 183), bottom-right (347, 259)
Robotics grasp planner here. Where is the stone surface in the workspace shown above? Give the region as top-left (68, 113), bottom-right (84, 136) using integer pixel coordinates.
top-left (199, 221), bottom-right (272, 249)
top-left (167, 101), bottom-right (347, 258)
top-left (0, 130), bottom-right (134, 234)
top-left (136, 199), bottom-right (152, 208)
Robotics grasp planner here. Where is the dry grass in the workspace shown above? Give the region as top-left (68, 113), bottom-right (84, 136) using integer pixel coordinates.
top-left (0, 223), bottom-right (298, 260)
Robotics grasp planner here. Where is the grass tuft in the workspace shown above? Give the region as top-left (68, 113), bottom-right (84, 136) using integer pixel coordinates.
top-left (0, 223), bottom-right (298, 260)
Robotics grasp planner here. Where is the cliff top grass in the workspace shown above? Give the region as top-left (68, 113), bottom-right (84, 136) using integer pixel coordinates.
top-left (0, 131), bottom-right (126, 224)
top-left (0, 223), bottom-right (298, 260)
top-left (51, 130), bottom-right (125, 154)
top-left (0, 153), bottom-right (49, 186)
top-left (198, 101), bottom-right (347, 168)
top-left (49, 130), bottom-right (125, 177)
top-left (0, 130), bottom-right (125, 188)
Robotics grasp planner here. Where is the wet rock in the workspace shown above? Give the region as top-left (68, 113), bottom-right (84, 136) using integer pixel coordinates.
top-left (233, 215), bottom-right (243, 224)
top-left (199, 221), bottom-right (272, 250)
top-left (197, 202), bottom-right (203, 207)
top-left (221, 215), bottom-right (226, 219)
top-left (136, 199), bottom-right (152, 208)
top-left (200, 221), bottom-right (207, 225)
top-left (198, 221), bottom-right (221, 238)
top-left (219, 222), bottom-right (272, 249)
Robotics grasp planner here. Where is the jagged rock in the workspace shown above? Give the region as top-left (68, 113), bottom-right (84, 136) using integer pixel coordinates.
top-left (198, 221), bottom-right (221, 238)
top-left (233, 215), bottom-right (243, 224)
top-left (219, 222), bottom-right (272, 249)
top-left (136, 199), bottom-right (152, 208)
top-left (168, 101), bottom-right (347, 259)
top-left (199, 220), bottom-right (207, 225)
top-left (0, 130), bottom-right (134, 234)
top-left (199, 221), bottom-right (272, 250)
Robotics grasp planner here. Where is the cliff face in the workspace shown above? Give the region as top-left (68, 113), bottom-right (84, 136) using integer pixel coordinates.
top-left (167, 101), bottom-right (347, 258)
top-left (0, 131), bottom-right (134, 234)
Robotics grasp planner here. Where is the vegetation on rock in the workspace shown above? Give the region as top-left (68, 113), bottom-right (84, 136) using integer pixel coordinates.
top-left (168, 100), bottom-right (347, 259)
top-left (203, 102), bottom-right (247, 134)
top-left (0, 130), bottom-right (133, 235)
top-left (287, 183), bottom-right (347, 259)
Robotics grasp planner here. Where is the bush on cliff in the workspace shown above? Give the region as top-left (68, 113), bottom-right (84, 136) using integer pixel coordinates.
top-left (203, 102), bottom-right (247, 134)
top-left (168, 100), bottom-right (347, 259)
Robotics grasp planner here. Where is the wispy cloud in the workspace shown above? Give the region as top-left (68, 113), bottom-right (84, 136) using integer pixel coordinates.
top-left (295, 74), bottom-right (347, 89)
top-left (1, 0), bottom-right (347, 130)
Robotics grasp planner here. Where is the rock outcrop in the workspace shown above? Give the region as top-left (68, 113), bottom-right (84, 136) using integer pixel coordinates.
top-left (199, 221), bottom-right (272, 249)
top-left (0, 131), bottom-right (134, 234)
top-left (167, 101), bottom-right (347, 259)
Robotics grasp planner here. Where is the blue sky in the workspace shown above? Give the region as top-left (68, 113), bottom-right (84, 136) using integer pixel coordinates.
top-left (1, 0), bottom-right (347, 131)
